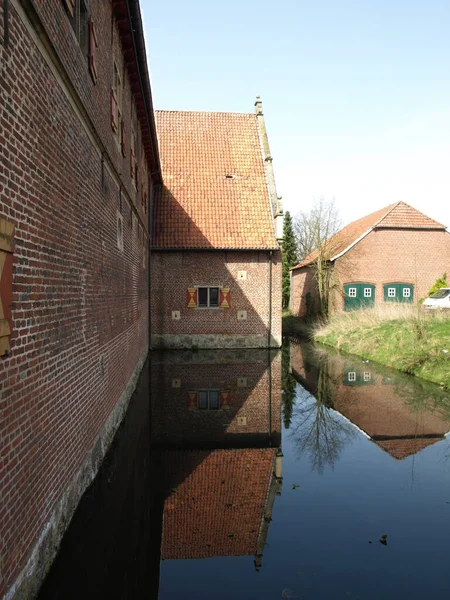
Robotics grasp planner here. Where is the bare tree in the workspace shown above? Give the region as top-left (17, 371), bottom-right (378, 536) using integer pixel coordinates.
top-left (293, 197), bottom-right (342, 314)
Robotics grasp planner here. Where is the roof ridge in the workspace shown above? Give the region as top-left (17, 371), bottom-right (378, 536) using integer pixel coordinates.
top-left (155, 109), bottom-right (255, 117)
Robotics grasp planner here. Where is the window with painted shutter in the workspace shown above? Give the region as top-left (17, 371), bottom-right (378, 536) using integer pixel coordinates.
top-left (63, 0), bottom-right (75, 18)
top-left (88, 19), bottom-right (98, 84)
top-left (0, 218), bottom-right (14, 357)
top-left (130, 148), bottom-right (135, 178)
top-left (186, 288), bottom-right (198, 308)
top-left (219, 391), bottom-right (231, 409)
top-left (219, 288), bottom-right (230, 308)
top-left (187, 391), bottom-right (198, 410)
top-left (121, 120), bottom-right (126, 157)
top-left (110, 88), bottom-right (118, 132)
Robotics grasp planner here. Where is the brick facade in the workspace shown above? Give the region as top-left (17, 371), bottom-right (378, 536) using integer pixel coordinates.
top-left (0, 1), bottom-right (159, 597)
top-left (151, 250), bottom-right (282, 348)
top-left (291, 223), bottom-right (450, 317)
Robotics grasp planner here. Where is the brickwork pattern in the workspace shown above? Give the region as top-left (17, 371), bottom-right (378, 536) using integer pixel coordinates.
top-left (150, 351), bottom-right (282, 446)
top-left (0, 2), bottom-right (153, 596)
top-left (151, 250), bottom-right (282, 347)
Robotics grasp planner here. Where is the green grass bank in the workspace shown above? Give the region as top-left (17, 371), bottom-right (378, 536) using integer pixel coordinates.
top-left (313, 305), bottom-right (450, 389)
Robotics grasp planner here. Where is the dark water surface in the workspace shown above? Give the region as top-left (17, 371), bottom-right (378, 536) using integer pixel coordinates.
top-left (39, 342), bottom-right (450, 599)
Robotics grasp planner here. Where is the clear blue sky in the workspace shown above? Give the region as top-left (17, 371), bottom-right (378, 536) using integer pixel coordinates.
top-left (142, 0), bottom-right (450, 228)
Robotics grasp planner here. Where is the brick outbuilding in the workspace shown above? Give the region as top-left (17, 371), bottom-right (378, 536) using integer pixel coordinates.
top-left (151, 99), bottom-right (283, 348)
top-left (290, 202), bottom-right (450, 315)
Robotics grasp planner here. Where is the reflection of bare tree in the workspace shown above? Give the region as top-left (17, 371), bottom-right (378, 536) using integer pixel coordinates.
top-left (290, 364), bottom-right (358, 473)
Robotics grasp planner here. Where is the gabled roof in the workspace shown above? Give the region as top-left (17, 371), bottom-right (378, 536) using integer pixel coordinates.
top-left (152, 110), bottom-right (278, 250)
top-left (292, 201), bottom-right (447, 270)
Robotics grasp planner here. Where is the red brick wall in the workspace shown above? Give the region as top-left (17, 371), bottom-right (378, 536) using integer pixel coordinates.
top-left (150, 351), bottom-right (282, 447)
top-left (151, 250), bottom-right (282, 347)
top-left (290, 266), bottom-right (320, 317)
top-left (331, 228), bottom-right (450, 312)
top-left (0, 2), bottom-right (153, 596)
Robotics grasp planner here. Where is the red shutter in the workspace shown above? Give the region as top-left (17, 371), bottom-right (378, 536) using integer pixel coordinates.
top-left (63, 0), bottom-right (75, 18)
top-left (219, 288), bottom-right (230, 308)
top-left (187, 391), bottom-right (198, 410)
top-left (186, 288), bottom-right (198, 308)
top-left (110, 89), bottom-right (118, 132)
top-left (121, 120), bottom-right (126, 157)
top-left (88, 19), bottom-right (98, 84)
top-left (0, 218), bottom-right (14, 357)
top-left (219, 391), bottom-right (231, 410)
top-left (130, 148), bottom-right (135, 178)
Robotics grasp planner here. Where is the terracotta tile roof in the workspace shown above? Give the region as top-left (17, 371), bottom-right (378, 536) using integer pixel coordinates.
top-left (292, 201), bottom-right (447, 269)
top-left (161, 448), bottom-right (276, 560)
top-left (152, 110), bottom-right (278, 249)
top-left (375, 437), bottom-right (442, 460)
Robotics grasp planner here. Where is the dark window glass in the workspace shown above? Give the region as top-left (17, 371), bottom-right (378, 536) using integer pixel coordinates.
top-left (198, 391), bottom-right (208, 409)
top-left (430, 289), bottom-right (450, 299)
top-left (79, 0), bottom-right (89, 57)
top-left (198, 288), bottom-right (208, 306)
top-left (209, 287), bottom-right (219, 307)
top-left (209, 391), bottom-right (219, 410)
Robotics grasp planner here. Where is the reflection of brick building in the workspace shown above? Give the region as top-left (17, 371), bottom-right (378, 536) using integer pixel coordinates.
top-left (291, 343), bottom-right (450, 459)
top-left (150, 350), bottom-right (282, 568)
top-left (151, 349), bottom-right (282, 448)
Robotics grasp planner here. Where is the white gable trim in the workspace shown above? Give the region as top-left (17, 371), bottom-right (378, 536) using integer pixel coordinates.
top-left (330, 228), bottom-right (374, 262)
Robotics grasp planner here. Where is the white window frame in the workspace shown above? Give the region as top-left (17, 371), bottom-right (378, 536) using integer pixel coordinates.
top-left (388, 287), bottom-right (396, 298)
top-left (197, 286), bottom-right (220, 308)
top-left (364, 288), bottom-right (372, 298)
top-left (348, 287), bottom-right (357, 298)
top-left (197, 389), bottom-right (220, 410)
top-left (348, 372), bottom-right (356, 382)
top-left (403, 288), bottom-right (411, 298)
top-left (363, 372), bottom-right (371, 382)
top-left (113, 62), bottom-right (123, 147)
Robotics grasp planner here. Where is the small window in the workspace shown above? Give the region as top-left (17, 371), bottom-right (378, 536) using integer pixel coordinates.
top-left (197, 287), bottom-right (220, 308)
top-left (363, 372), bottom-right (371, 382)
top-left (113, 63), bottom-right (123, 146)
top-left (349, 288), bottom-right (357, 298)
top-left (388, 288), bottom-right (396, 298)
top-left (348, 372), bottom-right (356, 382)
top-left (64, 0), bottom-right (89, 60)
top-left (403, 288), bottom-right (411, 298)
top-left (197, 390), bottom-right (220, 410)
top-left (117, 212), bottom-right (124, 251)
top-left (364, 288), bottom-right (372, 298)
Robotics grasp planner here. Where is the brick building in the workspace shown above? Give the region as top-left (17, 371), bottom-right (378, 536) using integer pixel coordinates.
top-left (151, 99), bottom-right (283, 349)
top-left (0, 1), bottom-right (161, 597)
top-left (290, 201), bottom-right (450, 316)
top-left (291, 343), bottom-right (450, 460)
top-left (150, 349), bottom-right (283, 569)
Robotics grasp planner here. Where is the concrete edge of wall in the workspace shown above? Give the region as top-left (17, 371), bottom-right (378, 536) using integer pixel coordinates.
top-left (151, 334), bottom-right (282, 349)
top-left (4, 349), bottom-right (149, 600)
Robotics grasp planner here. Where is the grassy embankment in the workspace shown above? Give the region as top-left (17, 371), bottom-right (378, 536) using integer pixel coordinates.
top-left (313, 305), bottom-right (450, 388)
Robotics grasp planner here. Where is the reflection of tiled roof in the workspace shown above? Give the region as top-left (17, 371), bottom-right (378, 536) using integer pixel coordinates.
top-left (292, 201), bottom-right (446, 269)
top-left (376, 437), bottom-right (442, 460)
top-left (153, 110), bottom-right (278, 249)
top-left (161, 448), bottom-right (276, 560)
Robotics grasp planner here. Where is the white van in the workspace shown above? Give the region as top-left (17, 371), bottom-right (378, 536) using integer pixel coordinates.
top-left (423, 288), bottom-right (450, 309)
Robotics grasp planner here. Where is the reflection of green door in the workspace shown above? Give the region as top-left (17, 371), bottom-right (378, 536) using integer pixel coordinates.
top-left (383, 283), bottom-right (414, 303)
top-left (344, 283), bottom-right (375, 311)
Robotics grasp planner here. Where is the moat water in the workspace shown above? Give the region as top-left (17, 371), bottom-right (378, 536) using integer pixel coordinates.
top-left (38, 341), bottom-right (450, 599)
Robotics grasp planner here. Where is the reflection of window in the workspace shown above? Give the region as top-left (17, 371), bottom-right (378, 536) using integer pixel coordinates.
top-left (198, 390), bottom-right (220, 410)
top-left (348, 372), bottom-right (356, 382)
top-left (198, 287), bottom-right (219, 308)
top-left (364, 288), bottom-right (372, 298)
top-left (363, 372), bottom-right (371, 381)
top-left (403, 288), bottom-right (411, 298)
top-left (349, 288), bottom-right (357, 297)
top-left (388, 288), bottom-right (396, 297)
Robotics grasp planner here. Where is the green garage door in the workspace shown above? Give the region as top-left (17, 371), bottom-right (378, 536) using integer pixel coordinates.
top-left (384, 283), bottom-right (414, 303)
top-left (344, 283), bottom-right (375, 311)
